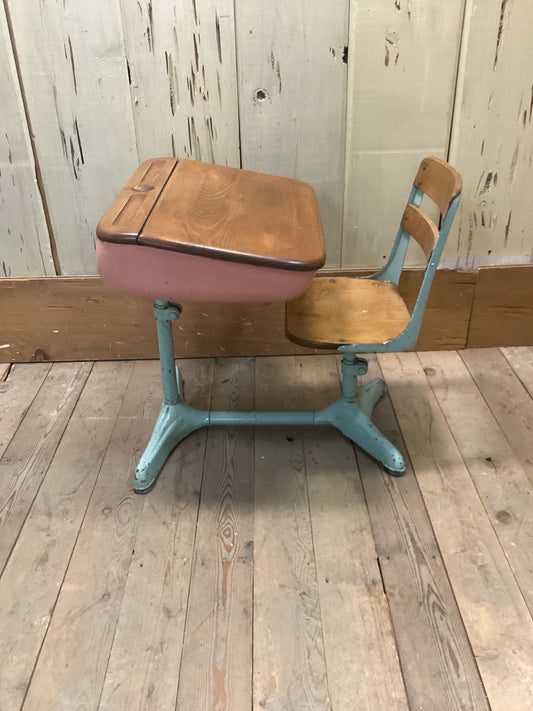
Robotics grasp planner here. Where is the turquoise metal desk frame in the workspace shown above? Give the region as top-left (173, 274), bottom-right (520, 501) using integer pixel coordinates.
top-left (136, 301), bottom-right (393, 493)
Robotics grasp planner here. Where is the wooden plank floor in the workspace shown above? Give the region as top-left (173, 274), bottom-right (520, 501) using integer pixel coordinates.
top-left (1, 348), bottom-right (532, 710)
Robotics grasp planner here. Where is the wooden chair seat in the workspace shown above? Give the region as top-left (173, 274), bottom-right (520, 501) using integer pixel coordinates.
top-left (286, 276), bottom-right (411, 349)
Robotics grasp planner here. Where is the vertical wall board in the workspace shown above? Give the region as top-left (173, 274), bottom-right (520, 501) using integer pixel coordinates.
top-left (119, 0), bottom-right (240, 166)
top-left (235, 1), bottom-right (350, 267)
top-left (6, 0), bottom-right (138, 275)
top-left (342, 0), bottom-right (466, 268)
top-left (0, 4), bottom-right (54, 277)
top-left (449, 0), bottom-right (533, 264)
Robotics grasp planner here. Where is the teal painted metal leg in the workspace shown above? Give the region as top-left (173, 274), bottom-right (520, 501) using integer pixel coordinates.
top-left (134, 402), bottom-right (208, 493)
top-left (134, 301), bottom-right (204, 493)
top-left (356, 378), bottom-right (387, 418)
top-left (154, 300), bottom-right (182, 405)
top-left (134, 302), bottom-right (405, 493)
top-left (315, 398), bottom-right (405, 474)
top-left (334, 355), bottom-right (405, 474)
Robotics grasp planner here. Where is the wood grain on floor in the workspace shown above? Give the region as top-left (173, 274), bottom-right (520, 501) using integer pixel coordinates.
top-left (1, 348), bottom-right (532, 710)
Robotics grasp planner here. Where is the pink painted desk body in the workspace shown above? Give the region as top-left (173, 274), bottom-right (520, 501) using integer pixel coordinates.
top-left (96, 240), bottom-right (316, 303)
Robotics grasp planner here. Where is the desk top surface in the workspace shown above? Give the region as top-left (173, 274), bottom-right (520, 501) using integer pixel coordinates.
top-left (97, 158), bottom-right (325, 272)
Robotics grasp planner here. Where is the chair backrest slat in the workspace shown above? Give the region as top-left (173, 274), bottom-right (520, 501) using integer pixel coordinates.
top-left (413, 157), bottom-right (462, 216)
top-left (401, 204), bottom-right (439, 260)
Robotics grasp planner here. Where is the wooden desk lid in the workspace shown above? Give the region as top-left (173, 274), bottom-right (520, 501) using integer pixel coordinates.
top-left (97, 158), bottom-right (325, 272)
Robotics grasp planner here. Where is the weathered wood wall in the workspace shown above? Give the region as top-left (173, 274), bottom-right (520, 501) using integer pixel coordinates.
top-left (0, 3), bottom-right (54, 276)
top-left (1, 0), bottom-right (532, 277)
top-left (449, 0), bottom-right (533, 267)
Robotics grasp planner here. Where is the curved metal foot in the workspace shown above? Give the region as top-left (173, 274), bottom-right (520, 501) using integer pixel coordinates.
top-left (134, 402), bottom-right (208, 493)
top-left (355, 377), bottom-right (387, 418)
top-left (316, 398), bottom-right (405, 474)
top-left (385, 467), bottom-right (407, 478)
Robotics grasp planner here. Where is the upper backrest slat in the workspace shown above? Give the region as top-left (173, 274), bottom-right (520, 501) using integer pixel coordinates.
top-left (413, 157), bottom-right (462, 216)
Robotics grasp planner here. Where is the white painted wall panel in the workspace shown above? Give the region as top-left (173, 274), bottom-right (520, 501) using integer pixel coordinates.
top-left (342, 0), bottom-right (466, 268)
top-left (2, 0), bottom-right (533, 276)
top-left (449, 0), bottom-right (533, 265)
top-left (235, 0), bottom-right (350, 267)
top-left (6, 0), bottom-right (138, 274)
top-left (0, 4), bottom-right (54, 277)
top-left (120, 0), bottom-right (240, 166)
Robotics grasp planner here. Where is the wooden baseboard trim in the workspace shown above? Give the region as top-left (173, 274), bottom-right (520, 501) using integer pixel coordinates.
top-left (466, 264), bottom-right (533, 347)
top-left (0, 276), bottom-right (318, 362)
top-left (0, 265), bottom-right (528, 362)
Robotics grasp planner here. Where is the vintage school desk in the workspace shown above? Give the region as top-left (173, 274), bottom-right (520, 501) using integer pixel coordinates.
top-left (96, 157), bottom-right (461, 492)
